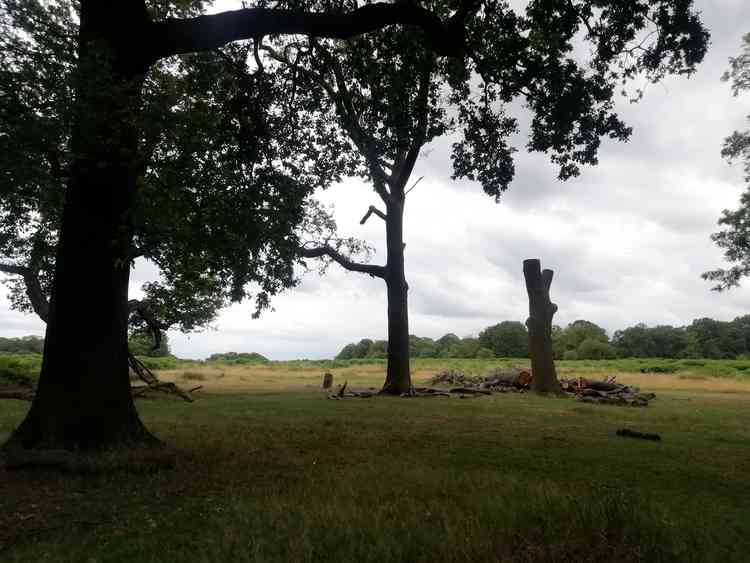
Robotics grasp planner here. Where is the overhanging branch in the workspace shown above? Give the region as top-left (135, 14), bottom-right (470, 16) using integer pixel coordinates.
top-left (148, 3), bottom-right (466, 63)
top-left (301, 246), bottom-right (386, 278)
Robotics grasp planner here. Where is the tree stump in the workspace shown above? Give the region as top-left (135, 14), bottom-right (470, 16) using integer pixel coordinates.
top-left (523, 259), bottom-right (562, 394)
top-left (322, 372), bottom-right (334, 389)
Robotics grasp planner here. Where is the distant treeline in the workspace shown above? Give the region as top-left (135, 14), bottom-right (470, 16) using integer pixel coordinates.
top-left (206, 352), bottom-right (269, 364)
top-left (0, 335), bottom-right (44, 354)
top-left (337, 316), bottom-right (750, 360)
top-left (0, 333), bottom-right (172, 357)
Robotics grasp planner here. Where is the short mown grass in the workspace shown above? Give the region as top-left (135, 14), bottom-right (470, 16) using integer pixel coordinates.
top-left (1, 359), bottom-right (749, 562)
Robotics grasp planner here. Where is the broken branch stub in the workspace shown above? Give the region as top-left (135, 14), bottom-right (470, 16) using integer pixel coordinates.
top-left (322, 372), bottom-right (333, 389)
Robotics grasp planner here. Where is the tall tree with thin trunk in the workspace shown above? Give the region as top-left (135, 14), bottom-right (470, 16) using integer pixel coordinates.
top-left (266, 32), bottom-right (445, 394)
top-left (0, 0), bottom-right (708, 454)
top-left (266, 0), bottom-right (708, 394)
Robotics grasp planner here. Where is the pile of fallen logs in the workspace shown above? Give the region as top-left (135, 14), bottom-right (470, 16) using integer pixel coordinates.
top-left (426, 368), bottom-right (656, 406)
top-left (322, 367), bottom-right (655, 406)
top-left (560, 376), bottom-right (655, 407)
top-left (428, 367), bottom-right (532, 391)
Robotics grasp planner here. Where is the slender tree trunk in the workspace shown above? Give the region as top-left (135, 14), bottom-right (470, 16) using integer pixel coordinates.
top-left (523, 259), bottom-right (562, 395)
top-left (381, 198), bottom-right (412, 395)
top-left (3, 3), bottom-right (157, 452)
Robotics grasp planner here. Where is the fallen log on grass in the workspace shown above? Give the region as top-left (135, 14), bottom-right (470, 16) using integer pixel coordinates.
top-left (616, 428), bottom-right (661, 441)
top-left (327, 381), bottom-right (378, 399)
top-left (482, 367), bottom-right (533, 389)
top-left (0, 386), bottom-right (34, 401)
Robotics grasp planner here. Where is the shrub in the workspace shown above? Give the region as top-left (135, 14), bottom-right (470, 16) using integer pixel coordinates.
top-left (475, 347), bottom-right (495, 359)
top-left (206, 352), bottom-right (269, 364)
top-left (563, 350), bottom-right (579, 360)
top-left (0, 353), bottom-right (42, 386)
top-left (577, 338), bottom-right (617, 360)
top-left (136, 355), bottom-right (182, 370)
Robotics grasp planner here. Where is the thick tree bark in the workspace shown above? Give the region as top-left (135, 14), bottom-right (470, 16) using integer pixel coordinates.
top-left (523, 259), bottom-right (562, 395)
top-left (2, 4), bottom-right (157, 452)
top-left (381, 199), bottom-right (412, 395)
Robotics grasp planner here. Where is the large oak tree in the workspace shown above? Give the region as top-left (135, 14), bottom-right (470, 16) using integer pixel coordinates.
top-left (0, 0), bottom-right (473, 454)
top-left (0, 0), bottom-right (354, 343)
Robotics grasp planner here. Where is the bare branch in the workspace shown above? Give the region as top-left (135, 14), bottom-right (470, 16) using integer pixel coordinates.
top-left (359, 205), bottom-right (387, 225)
top-left (404, 176), bottom-right (424, 196)
top-left (23, 269), bottom-right (49, 323)
top-left (0, 263), bottom-right (50, 323)
top-left (300, 246), bottom-right (386, 278)
top-left (147, 3), bottom-right (466, 63)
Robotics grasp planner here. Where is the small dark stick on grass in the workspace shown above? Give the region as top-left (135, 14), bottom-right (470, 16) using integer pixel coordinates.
top-left (616, 429), bottom-right (662, 441)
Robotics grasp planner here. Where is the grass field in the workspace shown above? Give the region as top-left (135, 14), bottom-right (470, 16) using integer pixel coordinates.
top-left (1, 359), bottom-right (749, 562)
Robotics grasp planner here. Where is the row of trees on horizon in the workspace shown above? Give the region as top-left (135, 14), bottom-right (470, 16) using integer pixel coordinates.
top-left (6, 314), bottom-right (750, 362)
top-left (337, 316), bottom-right (750, 361)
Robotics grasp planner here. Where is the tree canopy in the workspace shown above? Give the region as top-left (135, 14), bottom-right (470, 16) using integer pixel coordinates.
top-left (704, 32), bottom-right (750, 289)
top-left (0, 0), bottom-right (355, 338)
top-left (478, 321), bottom-right (528, 358)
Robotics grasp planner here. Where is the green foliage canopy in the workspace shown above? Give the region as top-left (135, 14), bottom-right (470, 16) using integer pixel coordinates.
top-left (128, 330), bottom-right (171, 357)
top-left (704, 33), bottom-right (750, 289)
top-left (478, 321), bottom-right (528, 358)
top-left (0, 0), bottom-right (352, 335)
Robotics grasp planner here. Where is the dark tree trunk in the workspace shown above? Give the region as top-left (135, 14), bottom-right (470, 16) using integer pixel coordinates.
top-left (523, 259), bottom-right (562, 395)
top-left (2, 3), bottom-right (158, 453)
top-left (381, 199), bottom-right (412, 395)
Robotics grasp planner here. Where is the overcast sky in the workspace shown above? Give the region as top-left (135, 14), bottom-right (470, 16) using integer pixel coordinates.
top-left (2, 0), bottom-right (750, 360)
